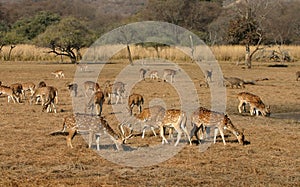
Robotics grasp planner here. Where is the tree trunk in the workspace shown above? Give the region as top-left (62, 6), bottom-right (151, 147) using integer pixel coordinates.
top-left (245, 45), bottom-right (251, 69)
top-left (127, 44), bottom-right (133, 65)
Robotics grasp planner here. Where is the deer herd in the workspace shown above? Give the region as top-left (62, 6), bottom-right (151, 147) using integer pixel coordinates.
top-left (1, 67), bottom-right (298, 151)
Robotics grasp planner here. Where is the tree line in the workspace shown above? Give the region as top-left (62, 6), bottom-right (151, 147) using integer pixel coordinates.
top-left (0, 0), bottom-right (299, 67)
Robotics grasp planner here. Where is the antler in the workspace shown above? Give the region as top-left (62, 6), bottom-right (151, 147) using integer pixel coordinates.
top-left (118, 118), bottom-right (135, 144)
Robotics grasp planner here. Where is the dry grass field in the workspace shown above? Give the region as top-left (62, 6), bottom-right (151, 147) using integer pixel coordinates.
top-left (0, 59), bottom-right (299, 186)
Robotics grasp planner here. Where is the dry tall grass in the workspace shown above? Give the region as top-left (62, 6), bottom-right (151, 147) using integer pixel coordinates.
top-left (0, 44), bottom-right (299, 63)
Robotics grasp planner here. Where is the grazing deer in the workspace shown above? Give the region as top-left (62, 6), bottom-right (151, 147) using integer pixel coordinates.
top-left (128, 93), bottom-right (144, 116)
top-left (42, 86), bottom-right (58, 113)
top-left (0, 85), bottom-right (20, 103)
top-left (85, 90), bottom-right (105, 116)
top-left (163, 69), bottom-right (180, 83)
top-left (296, 71), bottom-right (300, 81)
top-left (190, 107), bottom-right (244, 145)
top-left (59, 114), bottom-right (132, 150)
top-left (149, 70), bottom-right (159, 80)
top-left (21, 82), bottom-right (35, 99)
top-left (51, 70), bottom-right (65, 79)
top-left (66, 82), bottom-right (78, 97)
top-left (120, 105), bottom-right (166, 139)
top-left (224, 77), bottom-right (245, 88)
top-left (139, 68), bottom-right (149, 81)
top-left (157, 109), bottom-right (192, 146)
top-left (30, 86), bottom-right (58, 113)
top-left (83, 81), bottom-right (101, 97)
top-left (103, 81), bottom-right (126, 105)
top-left (237, 92), bottom-right (270, 117)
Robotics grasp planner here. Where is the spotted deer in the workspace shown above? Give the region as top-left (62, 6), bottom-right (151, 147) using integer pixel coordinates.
top-left (59, 114), bottom-right (132, 150)
top-left (128, 93), bottom-right (144, 116)
top-left (139, 68), bottom-right (149, 81)
top-left (163, 69), bottom-right (180, 83)
top-left (157, 109), bottom-right (192, 146)
top-left (42, 86), bottom-right (58, 113)
top-left (0, 85), bottom-right (20, 103)
top-left (190, 107), bottom-right (245, 145)
top-left (103, 81), bottom-right (126, 105)
top-left (30, 86), bottom-right (58, 113)
top-left (120, 105), bottom-right (166, 139)
top-left (224, 77), bottom-right (245, 88)
top-left (83, 81), bottom-right (101, 97)
top-left (66, 82), bottom-right (78, 97)
top-left (10, 83), bottom-right (23, 102)
top-left (149, 70), bottom-right (159, 80)
top-left (237, 92), bottom-right (270, 117)
top-left (21, 82), bottom-right (36, 99)
top-left (85, 90), bottom-right (105, 116)
top-left (51, 70), bottom-right (65, 79)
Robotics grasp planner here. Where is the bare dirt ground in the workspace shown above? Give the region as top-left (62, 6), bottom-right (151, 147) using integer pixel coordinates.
top-left (0, 60), bottom-right (299, 186)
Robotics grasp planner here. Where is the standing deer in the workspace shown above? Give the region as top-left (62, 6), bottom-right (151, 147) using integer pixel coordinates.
top-left (120, 105), bottom-right (166, 139)
top-left (85, 90), bottom-right (105, 116)
top-left (139, 68), bottom-right (149, 81)
top-left (157, 109), bottom-right (192, 146)
top-left (66, 82), bottom-right (78, 97)
top-left (21, 82), bottom-right (36, 99)
top-left (163, 69), bottom-right (180, 83)
top-left (149, 70), bottom-right (160, 81)
top-left (51, 70), bottom-right (65, 79)
top-left (103, 81), bottom-right (126, 105)
top-left (128, 93), bottom-right (144, 116)
top-left (0, 85), bottom-right (20, 103)
top-left (83, 81), bottom-right (101, 97)
top-left (205, 70), bottom-right (213, 82)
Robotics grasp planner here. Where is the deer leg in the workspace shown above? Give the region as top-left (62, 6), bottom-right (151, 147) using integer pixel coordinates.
top-left (96, 104), bottom-right (101, 116)
top-left (95, 133), bottom-right (100, 151)
top-left (160, 126), bottom-right (168, 144)
top-left (181, 125), bottom-right (192, 145)
top-left (213, 127), bottom-right (219, 144)
top-left (250, 106), bottom-right (255, 116)
top-left (238, 101), bottom-right (244, 113)
top-left (174, 127), bottom-right (182, 146)
top-left (151, 126), bottom-right (157, 136)
top-left (219, 128), bottom-right (226, 145)
top-left (66, 129), bottom-right (77, 148)
top-left (51, 101), bottom-right (57, 113)
top-left (88, 130), bottom-right (93, 149)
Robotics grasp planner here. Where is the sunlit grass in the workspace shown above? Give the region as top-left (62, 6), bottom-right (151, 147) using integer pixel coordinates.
top-left (0, 44), bottom-right (299, 63)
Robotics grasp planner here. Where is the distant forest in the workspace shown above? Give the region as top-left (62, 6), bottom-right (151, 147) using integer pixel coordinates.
top-left (0, 0), bottom-right (299, 46)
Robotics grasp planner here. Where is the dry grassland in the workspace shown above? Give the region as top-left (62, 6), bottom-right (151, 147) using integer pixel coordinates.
top-left (0, 59), bottom-right (299, 186)
top-left (1, 44), bottom-right (300, 63)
